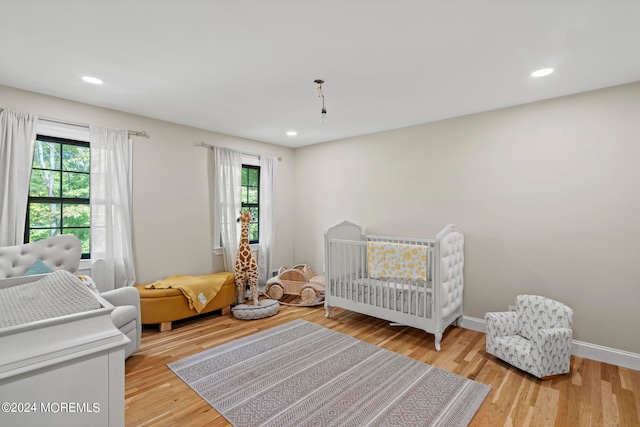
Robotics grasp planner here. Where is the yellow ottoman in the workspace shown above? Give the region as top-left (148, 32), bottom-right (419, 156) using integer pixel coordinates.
top-left (135, 272), bottom-right (235, 332)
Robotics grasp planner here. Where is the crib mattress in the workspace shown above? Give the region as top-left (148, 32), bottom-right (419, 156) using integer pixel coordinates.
top-left (330, 278), bottom-right (433, 318)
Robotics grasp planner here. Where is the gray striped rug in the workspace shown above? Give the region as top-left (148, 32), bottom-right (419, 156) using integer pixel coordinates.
top-left (168, 319), bottom-right (490, 427)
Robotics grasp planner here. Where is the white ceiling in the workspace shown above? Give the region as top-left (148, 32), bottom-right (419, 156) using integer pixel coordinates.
top-left (1, 1), bottom-right (639, 148)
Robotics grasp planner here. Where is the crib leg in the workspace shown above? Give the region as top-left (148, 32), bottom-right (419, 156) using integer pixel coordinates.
top-left (455, 316), bottom-right (463, 327)
top-left (434, 332), bottom-right (442, 352)
top-left (325, 305), bottom-right (333, 318)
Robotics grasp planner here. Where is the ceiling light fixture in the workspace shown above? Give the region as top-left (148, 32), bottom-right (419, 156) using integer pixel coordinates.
top-left (531, 68), bottom-right (554, 78)
top-left (314, 79), bottom-right (327, 124)
top-left (82, 75), bottom-right (104, 85)
top-left (286, 130), bottom-right (298, 136)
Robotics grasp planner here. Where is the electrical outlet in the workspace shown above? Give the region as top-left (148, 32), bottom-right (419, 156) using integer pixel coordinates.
top-left (508, 305), bottom-right (516, 312)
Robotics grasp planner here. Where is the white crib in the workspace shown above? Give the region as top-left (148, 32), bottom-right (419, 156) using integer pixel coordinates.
top-left (324, 221), bottom-right (464, 351)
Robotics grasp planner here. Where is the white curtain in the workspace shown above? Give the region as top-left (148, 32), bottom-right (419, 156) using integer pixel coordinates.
top-left (89, 125), bottom-right (135, 291)
top-left (208, 146), bottom-right (242, 272)
top-left (258, 155), bottom-right (277, 286)
top-left (0, 109), bottom-right (37, 246)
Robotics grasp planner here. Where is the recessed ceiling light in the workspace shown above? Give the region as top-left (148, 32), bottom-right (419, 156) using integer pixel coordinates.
top-left (82, 75), bottom-right (104, 85)
top-left (531, 68), bottom-right (554, 78)
top-left (286, 130), bottom-right (297, 136)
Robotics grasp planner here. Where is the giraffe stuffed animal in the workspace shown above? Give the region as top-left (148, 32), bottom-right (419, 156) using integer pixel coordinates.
top-left (235, 210), bottom-right (259, 305)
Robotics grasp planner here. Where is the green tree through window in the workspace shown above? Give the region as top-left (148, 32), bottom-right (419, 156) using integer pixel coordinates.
top-left (25, 135), bottom-right (91, 257)
top-left (241, 165), bottom-right (259, 243)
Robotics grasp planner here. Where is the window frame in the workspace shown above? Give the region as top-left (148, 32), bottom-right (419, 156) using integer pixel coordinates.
top-left (25, 134), bottom-right (91, 259)
top-left (241, 164), bottom-right (260, 244)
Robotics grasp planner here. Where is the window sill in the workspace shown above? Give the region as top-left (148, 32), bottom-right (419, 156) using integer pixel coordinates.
top-left (214, 244), bottom-right (259, 256)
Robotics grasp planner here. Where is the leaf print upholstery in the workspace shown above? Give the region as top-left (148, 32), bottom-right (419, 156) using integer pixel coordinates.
top-left (485, 295), bottom-right (573, 379)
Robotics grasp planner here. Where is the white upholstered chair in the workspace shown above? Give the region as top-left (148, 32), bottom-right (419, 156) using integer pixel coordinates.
top-left (485, 295), bottom-right (573, 379)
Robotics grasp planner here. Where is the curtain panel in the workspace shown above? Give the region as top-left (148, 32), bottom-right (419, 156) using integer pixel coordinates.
top-left (258, 155), bottom-right (277, 285)
top-left (208, 146), bottom-right (242, 272)
top-left (89, 125), bottom-right (135, 291)
top-left (0, 108), bottom-right (37, 246)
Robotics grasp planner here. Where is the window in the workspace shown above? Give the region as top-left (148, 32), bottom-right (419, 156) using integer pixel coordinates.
top-left (25, 135), bottom-right (91, 258)
top-left (241, 164), bottom-right (260, 243)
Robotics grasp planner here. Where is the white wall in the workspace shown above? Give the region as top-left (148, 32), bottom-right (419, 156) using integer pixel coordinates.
top-left (0, 85), bottom-right (296, 284)
top-left (293, 82), bottom-right (640, 354)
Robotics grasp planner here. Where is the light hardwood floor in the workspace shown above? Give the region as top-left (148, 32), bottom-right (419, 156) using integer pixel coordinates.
top-left (125, 304), bottom-right (640, 427)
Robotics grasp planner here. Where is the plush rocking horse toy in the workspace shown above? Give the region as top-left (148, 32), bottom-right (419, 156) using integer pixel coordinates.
top-left (235, 210), bottom-right (259, 306)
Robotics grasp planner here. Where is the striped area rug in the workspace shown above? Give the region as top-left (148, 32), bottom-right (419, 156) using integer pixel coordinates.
top-left (168, 319), bottom-right (490, 427)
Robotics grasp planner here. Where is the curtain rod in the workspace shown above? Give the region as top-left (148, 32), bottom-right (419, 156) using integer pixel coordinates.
top-left (0, 108), bottom-right (148, 138)
top-left (196, 142), bottom-right (282, 161)
top-left (38, 115), bottom-right (149, 138)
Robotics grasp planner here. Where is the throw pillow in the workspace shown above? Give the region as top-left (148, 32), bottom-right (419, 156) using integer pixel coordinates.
top-left (25, 259), bottom-right (53, 276)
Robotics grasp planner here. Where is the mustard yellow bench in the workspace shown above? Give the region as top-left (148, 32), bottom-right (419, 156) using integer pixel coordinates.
top-left (135, 272), bottom-right (235, 332)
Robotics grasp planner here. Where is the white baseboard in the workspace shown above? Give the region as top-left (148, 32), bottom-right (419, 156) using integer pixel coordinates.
top-left (460, 315), bottom-right (640, 372)
top-left (459, 315), bottom-right (487, 334)
top-left (570, 340), bottom-right (640, 371)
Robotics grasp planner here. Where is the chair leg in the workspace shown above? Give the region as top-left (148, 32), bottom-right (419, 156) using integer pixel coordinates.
top-left (159, 321), bottom-right (172, 332)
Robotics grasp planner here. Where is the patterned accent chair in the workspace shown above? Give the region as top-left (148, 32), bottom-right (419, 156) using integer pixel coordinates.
top-left (485, 295), bottom-right (573, 379)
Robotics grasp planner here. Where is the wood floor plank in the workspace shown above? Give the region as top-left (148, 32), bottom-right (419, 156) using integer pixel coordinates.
top-left (504, 378), bottom-right (533, 426)
top-left (124, 304), bottom-right (640, 427)
top-left (586, 359), bottom-right (604, 426)
top-left (600, 380), bottom-right (619, 427)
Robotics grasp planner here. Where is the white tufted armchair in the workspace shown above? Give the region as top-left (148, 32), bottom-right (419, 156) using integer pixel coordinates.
top-left (485, 295), bottom-right (573, 379)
